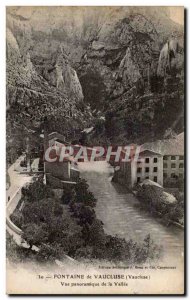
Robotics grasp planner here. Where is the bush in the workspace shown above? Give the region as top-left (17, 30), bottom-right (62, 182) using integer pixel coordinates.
top-left (74, 178), bottom-right (97, 207)
top-left (133, 234), bottom-right (161, 263)
top-left (54, 202), bottom-right (63, 217)
top-left (6, 233), bottom-right (36, 262)
top-left (70, 203), bottom-right (96, 226)
top-left (137, 184), bottom-right (184, 224)
top-left (10, 210), bottom-right (24, 228)
top-left (61, 185), bottom-right (75, 205)
top-left (36, 243), bottom-right (60, 262)
top-left (95, 118), bottom-right (105, 134)
top-left (81, 219), bottom-right (105, 247)
top-left (21, 177), bottom-right (54, 202)
top-left (22, 223), bottom-right (49, 249)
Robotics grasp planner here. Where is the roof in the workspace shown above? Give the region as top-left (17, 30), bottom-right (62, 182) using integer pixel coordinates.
top-left (141, 132), bottom-right (184, 156)
top-left (121, 145), bottom-right (163, 158)
top-left (138, 149), bottom-right (162, 157)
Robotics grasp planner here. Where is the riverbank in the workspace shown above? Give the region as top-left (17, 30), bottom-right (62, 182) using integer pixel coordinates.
top-left (134, 182), bottom-right (184, 228)
top-left (112, 169), bottom-right (184, 229)
top-left (79, 161), bottom-right (184, 265)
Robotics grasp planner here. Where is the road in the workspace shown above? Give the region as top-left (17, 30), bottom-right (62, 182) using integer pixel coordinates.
top-left (6, 156), bottom-right (33, 202)
top-left (6, 156), bottom-right (35, 246)
top-left (78, 161), bottom-right (184, 266)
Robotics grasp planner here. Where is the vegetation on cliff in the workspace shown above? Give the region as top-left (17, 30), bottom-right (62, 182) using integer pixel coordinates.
top-left (6, 7), bottom-right (184, 153)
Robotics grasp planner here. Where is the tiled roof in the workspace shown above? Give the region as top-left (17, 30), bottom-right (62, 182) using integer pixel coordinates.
top-left (141, 132), bottom-right (184, 156)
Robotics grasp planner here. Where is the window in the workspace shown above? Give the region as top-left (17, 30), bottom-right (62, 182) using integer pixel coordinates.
top-left (145, 167), bottom-right (149, 173)
top-left (145, 176), bottom-right (149, 179)
top-left (145, 158), bottom-right (149, 163)
top-left (153, 176), bottom-right (157, 182)
top-left (137, 167), bottom-right (142, 173)
top-left (179, 163), bottom-right (184, 168)
top-left (179, 156), bottom-right (184, 160)
top-left (163, 173), bottom-right (167, 178)
top-left (163, 163), bottom-right (167, 168)
top-left (154, 157), bottom-right (157, 163)
top-left (171, 156), bottom-right (176, 160)
top-left (153, 167), bottom-right (157, 172)
top-left (137, 177), bottom-right (141, 183)
top-left (163, 156), bottom-right (168, 160)
top-left (171, 173), bottom-right (176, 178)
top-left (179, 173), bottom-right (183, 178)
top-left (171, 163), bottom-right (176, 168)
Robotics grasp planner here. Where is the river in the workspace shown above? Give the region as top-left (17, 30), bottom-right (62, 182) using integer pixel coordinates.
top-left (78, 161), bottom-right (184, 265)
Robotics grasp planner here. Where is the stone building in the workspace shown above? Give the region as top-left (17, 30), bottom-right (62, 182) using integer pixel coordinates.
top-left (142, 132), bottom-right (184, 184)
top-left (119, 149), bottom-right (163, 188)
top-left (116, 132), bottom-right (184, 189)
top-left (44, 131), bottom-right (79, 187)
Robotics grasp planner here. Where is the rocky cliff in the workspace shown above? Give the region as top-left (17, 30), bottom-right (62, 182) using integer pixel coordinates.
top-left (6, 6), bottom-right (184, 152)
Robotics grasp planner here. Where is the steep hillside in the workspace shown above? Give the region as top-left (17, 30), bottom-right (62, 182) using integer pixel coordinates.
top-left (6, 11), bottom-right (93, 164)
top-left (6, 6), bottom-right (184, 154)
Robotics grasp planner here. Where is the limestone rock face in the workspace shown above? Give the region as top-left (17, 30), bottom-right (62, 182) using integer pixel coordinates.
top-left (55, 46), bottom-right (84, 102)
top-left (6, 29), bottom-right (88, 140)
top-left (6, 6), bottom-right (184, 144)
top-left (157, 39), bottom-right (181, 77)
top-left (118, 48), bottom-right (141, 87)
top-left (6, 28), bottom-right (20, 55)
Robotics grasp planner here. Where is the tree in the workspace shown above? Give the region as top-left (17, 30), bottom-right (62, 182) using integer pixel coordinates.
top-left (10, 210), bottom-right (24, 228)
top-left (6, 233), bottom-right (36, 262)
top-left (105, 235), bottom-right (131, 262)
top-left (22, 223), bottom-right (48, 249)
top-left (16, 177), bottom-right (161, 264)
top-left (20, 187), bottom-right (83, 258)
top-left (82, 219), bottom-right (105, 246)
top-left (36, 243), bottom-right (60, 262)
top-left (71, 203), bottom-right (96, 226)
top-left (95, 118), bottom-right (105, 134)
top-left (74, 178), bottom-right (97, 207)
top-left (21, 177), bottom-right (54, 202)
top-left (54, 202), bottom-right (63, 217)
top-left (61, 185), bottom-right (75, 205)
top-left (133, 234), bottom-right (162, 263)
top-left (22, 198), bottom-right (55, 225)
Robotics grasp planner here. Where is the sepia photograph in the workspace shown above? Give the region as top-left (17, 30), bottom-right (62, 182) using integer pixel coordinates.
top-left (5, 5), bottom-right (185, 295)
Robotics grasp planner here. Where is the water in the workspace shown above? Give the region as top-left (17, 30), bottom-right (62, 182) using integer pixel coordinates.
top-left (78, 161), bottom-right (184, 265)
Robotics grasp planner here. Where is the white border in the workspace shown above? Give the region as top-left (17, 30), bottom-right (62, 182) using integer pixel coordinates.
top-left (0, 1), bottom-right (188, 299)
